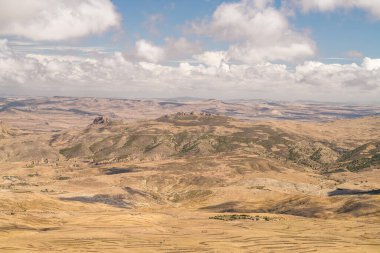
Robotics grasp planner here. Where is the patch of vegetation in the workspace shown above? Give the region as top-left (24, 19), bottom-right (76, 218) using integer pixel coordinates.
top-left (345, 156), bottom-right (380, 172)
top-left (180, 141), bottom-right (200, 154)
top-left (123, 135), bottom-right (139, 148)
top-left (2, 175), bottom-right (21, 181)
top-left (170, 189), bottom-right (212, 202)
top-left (163, 115), bottom-right (231, 127)
top-left (89, 135), bottom-right (122, 153)
top-left (335, 142), bottom-right (380, 172)
top-left (27, 172), bottom-right (40, 177)
top-left (174, 131), bottom-right (189, 149)
top-left (310, 148), bottom-right (322, 162)
top-left (25, 163), bottom-right (35, 168)
top-left (339, 142), bottom-right (380, 160)
top-left (144, 141), bottom-right (162, 153)
top-left (338, 145), bottom-right (366, 162)
top-left (336, 200), bottom-right (374, 214)
top-left (16, 182), bottom-right (29, 186)
top-left (56, 176), bottom-right (70, 180)
top-left (287, 149), bottom-right (298, 161)
top-left (60, 194), bottom-right (129, 208)
top-left (213, 136), bottom-right (233, 152)
top-left (59, 143), bottom-right (83, 158)
top-left (249, 125), bottom-right (291, 150)
top-left (321, 168), bottom-right (347, 174)
top-left (209, 214), bottom-right (279, 221)
top-left (286, 141), bottom-right (339, 169)
top-left (41, 188), bottom-right (55, 193)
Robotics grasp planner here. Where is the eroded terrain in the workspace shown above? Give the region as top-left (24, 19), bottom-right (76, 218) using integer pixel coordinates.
top-left (0, 97), bottom-right (379, 252)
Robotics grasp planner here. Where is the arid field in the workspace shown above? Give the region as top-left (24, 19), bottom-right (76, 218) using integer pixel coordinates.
top-left (0, 97), bottom-right (379, 252)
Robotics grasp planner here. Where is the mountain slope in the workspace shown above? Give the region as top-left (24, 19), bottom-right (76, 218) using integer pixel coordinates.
top-left (51, 114), bottom-right (379, 173)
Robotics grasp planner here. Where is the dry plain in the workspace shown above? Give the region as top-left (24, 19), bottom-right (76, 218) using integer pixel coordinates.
top-left (0, 97), bottom-right (379, 252)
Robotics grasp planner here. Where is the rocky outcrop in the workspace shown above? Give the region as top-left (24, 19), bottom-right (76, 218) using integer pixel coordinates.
top-left (92, 116), bottom-right (110, 125)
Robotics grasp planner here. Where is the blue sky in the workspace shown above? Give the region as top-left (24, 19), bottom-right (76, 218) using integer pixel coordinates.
top-left (0, 0), bottom-right (379, 103)
top-left (294, 8), bottom-right (380, 60)
top-left (86, 0), bottom-right (380, 61)
top-left (20, 0), bottom-right (378, 61)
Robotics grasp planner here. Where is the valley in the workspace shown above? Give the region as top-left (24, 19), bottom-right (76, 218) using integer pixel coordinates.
top-left (0, 97), bottom-right (379, 252)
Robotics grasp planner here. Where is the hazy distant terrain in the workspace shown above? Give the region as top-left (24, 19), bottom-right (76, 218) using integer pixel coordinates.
top-left (1, 96), bottom-right (379, 132)
top-left (0, 97), bottom-right (379, 252)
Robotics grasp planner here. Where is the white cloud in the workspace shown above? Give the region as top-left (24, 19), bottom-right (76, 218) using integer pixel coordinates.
top-left (193, 51), bottom-right (228, 67)
top-left (0, 0), bottom-right (120, 41)
top-left (0, 40), bottom-right (379, 103)
top-left (135, 37), bottom-right (202, 63)
top-left (190, 0), bottom-right (315, 64)
top-left (295, 60), bottom-right (380, 90)
top-left (293, 0), bottom-right (380, 19)
top-left (135, 39), bottom-right (165, 63)
top-left (362, 57), bottom-right (380, 71)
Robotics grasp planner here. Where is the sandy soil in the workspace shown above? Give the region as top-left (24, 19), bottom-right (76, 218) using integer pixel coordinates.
top-left (1, 207), bottom-right (379, 252)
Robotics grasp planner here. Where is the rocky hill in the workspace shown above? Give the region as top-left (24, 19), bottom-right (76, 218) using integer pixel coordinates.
top-left (337, 141), bottom-right (380, 172)
top-left (0, 114), bottom-right (378, 174)
top-left (50, 114), bottom-right (379, 172)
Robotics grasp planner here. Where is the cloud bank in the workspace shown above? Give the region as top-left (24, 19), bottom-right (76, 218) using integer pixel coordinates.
top-left (0, 0), bottom-right (379, 103)
top-left (1, 39), bottom-right (379, 102)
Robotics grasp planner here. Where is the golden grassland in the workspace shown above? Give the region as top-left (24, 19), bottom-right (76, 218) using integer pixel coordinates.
top-left (0, 98), bottom-right (379, 252)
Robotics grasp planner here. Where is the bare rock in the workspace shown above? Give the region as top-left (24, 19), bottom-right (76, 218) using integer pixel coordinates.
top-left (92, 116), bottom-right (110, 125)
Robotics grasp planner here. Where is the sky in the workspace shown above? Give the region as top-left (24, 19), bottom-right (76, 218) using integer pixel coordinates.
top-left (0, 0), bottom-right (379, 103)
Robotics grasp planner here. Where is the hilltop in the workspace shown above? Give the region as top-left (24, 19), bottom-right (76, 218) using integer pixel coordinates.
top-left (1, 96), bottom-right (380, 133)
top-left (0, 112), bottom-right (379, 173)
top-left (46, 114), bottom-right (379, 173)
